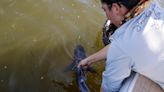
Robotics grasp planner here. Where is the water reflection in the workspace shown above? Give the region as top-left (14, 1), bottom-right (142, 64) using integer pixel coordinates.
top-left (0, 0), bottom-right (105, 92)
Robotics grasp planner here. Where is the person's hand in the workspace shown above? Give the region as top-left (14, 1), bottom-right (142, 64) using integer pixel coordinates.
top-left (77, 58), bottom-right (92, 68)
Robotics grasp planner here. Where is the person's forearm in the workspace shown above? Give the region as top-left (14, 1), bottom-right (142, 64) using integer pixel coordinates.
top-left (87, 45), bottom-right (109, 64)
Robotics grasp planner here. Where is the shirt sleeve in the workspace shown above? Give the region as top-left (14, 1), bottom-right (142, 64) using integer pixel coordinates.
top-left (101, 42), bottom-right (134, 92)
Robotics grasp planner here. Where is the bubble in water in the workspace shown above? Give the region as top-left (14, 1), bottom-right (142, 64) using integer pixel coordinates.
top-left (78, 35), bottom-right (81, 40)
top-left (4, 66), bottom-right (7, 69)
top-left (11, 24), bottom-right (16, 29)
top-left (32, 39), bottom-right (38, 42)
top-left (68, 82), bottom-right (73, 86)
top-left (40, 76), bottom-right (44, 80)
top-left (62, 8), bottom-right (65, 11)
top-left (0, 80), bottom-right (3, 83)
top-left (77, 16), bottom-right (80, 19)
top-left (71, 3), bottom-right (74, 7)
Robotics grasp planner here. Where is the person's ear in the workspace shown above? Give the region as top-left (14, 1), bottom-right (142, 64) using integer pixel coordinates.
top-left (111, 3), bottom-right (121, 15)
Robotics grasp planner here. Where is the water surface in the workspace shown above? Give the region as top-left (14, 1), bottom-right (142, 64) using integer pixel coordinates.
top-left (0, 0), bottom-right (106, 92)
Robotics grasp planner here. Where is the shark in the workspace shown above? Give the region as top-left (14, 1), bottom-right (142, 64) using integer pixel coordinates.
top-left (65, 45), bottom-right (96, 92)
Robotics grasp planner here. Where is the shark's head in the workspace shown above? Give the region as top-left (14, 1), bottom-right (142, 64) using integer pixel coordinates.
top-left (74, 45), bottom-right (86, 64)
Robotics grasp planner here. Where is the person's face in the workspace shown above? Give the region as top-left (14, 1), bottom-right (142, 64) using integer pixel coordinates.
top-left (102, 3), bottom-right (129, 27)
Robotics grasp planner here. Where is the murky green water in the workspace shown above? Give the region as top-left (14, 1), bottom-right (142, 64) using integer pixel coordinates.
top-left (0, 0), bottom-right (106, 92)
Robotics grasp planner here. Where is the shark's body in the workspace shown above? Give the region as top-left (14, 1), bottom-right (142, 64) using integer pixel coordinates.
top-left (65, 45), bottom-right (96, 92)
top-left (74, 45), bottom-right (90, 92)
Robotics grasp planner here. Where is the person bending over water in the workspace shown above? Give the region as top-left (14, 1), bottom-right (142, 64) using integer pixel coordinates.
top-left (78, 0), bottom-right (164, 92)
